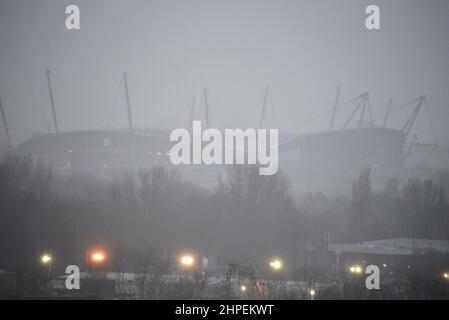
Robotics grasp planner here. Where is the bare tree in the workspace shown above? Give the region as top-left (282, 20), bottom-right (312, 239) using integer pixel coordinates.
top-left (350, 166), bottom-right (371, 243)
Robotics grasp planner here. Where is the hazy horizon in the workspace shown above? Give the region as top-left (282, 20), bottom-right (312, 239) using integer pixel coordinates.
top-left (0, 0), bottom-right (448, 147)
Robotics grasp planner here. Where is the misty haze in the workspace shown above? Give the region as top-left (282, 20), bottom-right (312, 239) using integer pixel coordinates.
top-left (1, 0), bottom-right (449, 301)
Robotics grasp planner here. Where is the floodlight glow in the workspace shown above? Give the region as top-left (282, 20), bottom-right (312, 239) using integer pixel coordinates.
top-left (180, 255), bottom-right (195, 267)
top-left (40, 254), bottom-right (52, 265)
top-left (269, 259), bottom-right (283, 271)
top-left (349, 265), bottom-right (363, 274)
top-left (90, 249), bottom-right (106, 264)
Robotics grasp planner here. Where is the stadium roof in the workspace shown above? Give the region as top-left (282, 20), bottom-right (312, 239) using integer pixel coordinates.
top-left (329, 238), bottom-right (449, 256)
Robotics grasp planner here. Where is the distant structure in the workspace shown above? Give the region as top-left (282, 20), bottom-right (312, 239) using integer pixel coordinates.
top-left (278, 88), bottom-right (437, 195)
top-left (0, 96), bottom-right (12, 147)
top-left (46, 69), bottom-right (59, 134)
top-left (329, 238), bottom-right (449, 275)
top-left (13, 71), bottom-right (171, 176)
top-left (8, 75), bottom-right (438, 194)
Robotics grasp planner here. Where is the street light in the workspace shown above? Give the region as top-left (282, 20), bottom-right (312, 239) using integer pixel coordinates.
top-left (240, 285), bottom-right (247, 292)
top-left (309, 289), bottom-right (316, 297)
top-left (349, 264), bottom-right (363, 274)
top-left (443, 272), bottom-right (448, 280)
top-left (269, 259), bottom-right (283, 271)
top-left (40, 253), bottom-right (52, 265)
top-left (180, 254), bottom-right (195, 268)
top-left (89, 249), bottom-right (107, 265)
top-left (40, 253), bottom-right (53, 294)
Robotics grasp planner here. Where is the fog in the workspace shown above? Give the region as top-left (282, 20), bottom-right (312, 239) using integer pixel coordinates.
top-left (0, 0), bottom-right (448, 145)
top-left (1, 0), bottom-right (449, 300)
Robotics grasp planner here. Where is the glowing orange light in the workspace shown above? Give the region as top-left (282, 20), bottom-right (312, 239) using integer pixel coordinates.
top-left (90, 249), bottom-right (106, 264)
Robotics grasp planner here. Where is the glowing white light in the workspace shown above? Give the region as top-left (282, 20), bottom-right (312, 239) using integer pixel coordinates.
top-left (40, 254), bottom-right (52, 264)
top-left (350, 265), bottom-right (363, 274)
top-left (180, 255), bottom-right (194, 267)
top-left (269, 259), bottom-right (283, 270)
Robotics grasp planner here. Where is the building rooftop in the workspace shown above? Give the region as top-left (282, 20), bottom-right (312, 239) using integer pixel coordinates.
top-left (329, 238), bottom-right (449, 256)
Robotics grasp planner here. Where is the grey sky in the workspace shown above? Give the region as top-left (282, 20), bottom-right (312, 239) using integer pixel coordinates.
top-left (0, 0), bottom-right (448, 146)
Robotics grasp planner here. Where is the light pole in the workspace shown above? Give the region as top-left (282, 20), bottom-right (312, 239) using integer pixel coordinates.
top-left (87, 248), bottom-right (108, 297)
top-left (40, 252), bottom-right (53, 294)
